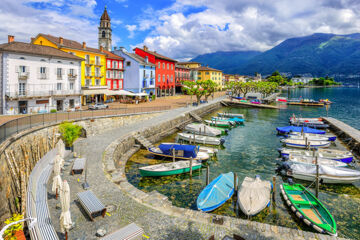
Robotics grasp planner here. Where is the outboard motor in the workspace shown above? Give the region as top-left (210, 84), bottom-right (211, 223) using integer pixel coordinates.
top-left (276, 162), bottom-right (291, 175)
top-left (220, 138), bottom-right (226, 145)
top-left (288, 178), bottom-right (294, 185)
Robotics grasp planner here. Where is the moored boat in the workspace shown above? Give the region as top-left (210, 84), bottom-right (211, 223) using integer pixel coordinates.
top-left (280, 183), bottom-right (337, 236)
top-left (287, 135), bottom-right (331, 142)
top-left (278, 148), bottom-right (353, 163)
top-left (161, 142), bottom-right (218, 156)
top-left (184, 123), bottom-right (222, 137)
top-left (148, 143), bottom-right (209, 161)
top-left (139, 160), bottom-right (202, 177)
top-left (237, 176), bottom-right (272, 216)
top-left (212, 117), bottom-right (244, 124)
top-left (276, 126), bottom-right (326, 135)
top-left (288, 132), bottom-right (336, 142)
top-left (288, 155), bottom-right (348, 167)
top-left (218, 112), bottom-right (244, 119)
top-left (281, 139), bottom-right (331, 149)
top-left (205, 120), bottom-right (232, 128)
top-left (177, 132), bottom-right (225, 146)
top-left (197, 172), bottom-right (235, 212)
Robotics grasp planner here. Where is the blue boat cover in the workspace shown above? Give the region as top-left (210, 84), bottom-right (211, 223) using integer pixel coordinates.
top-left (228, 117), bottom-right (245, 123)
top-left (197, 172), bottom-right (234, 212)
top-left (276, 126), bottom-right (325, 134)
top-left (159, 144), bottom-right (197, 158)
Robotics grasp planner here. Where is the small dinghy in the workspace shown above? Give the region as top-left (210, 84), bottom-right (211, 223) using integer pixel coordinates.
top-left (276, 126), bottom-right (326, 135)
top-left (205, 120), bottom-right (232, 128)
top-left (212, 117), bottom-right (244, 124)
top-left (286, 163), bottom-right (360, 184)
top-left (237, 176), bottom-right (272, 216)
top-left (218, 112), bottom-right (244, 119)
top-left (139, 160), bottom-right (202, 177)
top-left (281, 139), bottom-right (330, 149)
top-left (185, 123), bottom-right (222, 137)
top-left (288, 132), bottom-right (336, 142)
top-left (281, 183), bottom-right (337, 236)
top-left (287, 135), bottom-right (331, 142)
top-left (278, 148), bottom-right (353, 163)
top-left (288, 155), bottom-right (348, 167)
top-left (148, 143), bottom-right (209, 161)
top-left (177, 132), bottom-right (225, 146)
top-left (197, 172), bottom-right (235, 212)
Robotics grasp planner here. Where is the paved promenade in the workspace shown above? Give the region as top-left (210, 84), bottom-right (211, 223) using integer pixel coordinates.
top-left (47, 97), bottom-right (344, 240)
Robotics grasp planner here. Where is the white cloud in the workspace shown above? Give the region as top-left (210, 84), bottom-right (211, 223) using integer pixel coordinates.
top-left (133, 0), bottom-right (360, 59)
top-left (126, 24), bottom-right (137, 38)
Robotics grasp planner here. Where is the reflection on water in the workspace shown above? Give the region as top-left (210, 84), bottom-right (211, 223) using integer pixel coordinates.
top-left (126, 88), bottom-right (360, 239)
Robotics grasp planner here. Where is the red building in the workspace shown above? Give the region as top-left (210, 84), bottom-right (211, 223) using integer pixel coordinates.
top-left (104, 50), bottom-right (124, 90)
top-left (175, 64), bottom-right (190, 93)
top-left (134, 46), bottom-right (177, 97)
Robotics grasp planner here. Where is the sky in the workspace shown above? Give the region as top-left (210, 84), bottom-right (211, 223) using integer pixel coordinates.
top-left (1, 0), bottom-right (360, 60)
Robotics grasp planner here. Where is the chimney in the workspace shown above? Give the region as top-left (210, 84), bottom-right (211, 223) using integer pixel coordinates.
top-left (30, 37), bottom-right (35, 42)
top-left (82, 41), bottom-right (86, 49)
top-left (59, 37), bottom-right (64, 45)
top-left (143, 45), bottom-right (148, 51)
top-left (100, 46), bottom-right (104, 52)
top-left (114, 46), bottom-right (117, 50)
top-left (8, 35), bottom-right (14, 43)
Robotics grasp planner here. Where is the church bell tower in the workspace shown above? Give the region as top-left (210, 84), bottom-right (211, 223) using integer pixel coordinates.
top-left (98, 6), bottom-right (112, 51)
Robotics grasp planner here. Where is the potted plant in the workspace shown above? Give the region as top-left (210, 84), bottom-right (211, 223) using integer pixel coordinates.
top-left (3, 214), bottom-right (26, 240)
top-left (58, 121), bottom-right (83, 151)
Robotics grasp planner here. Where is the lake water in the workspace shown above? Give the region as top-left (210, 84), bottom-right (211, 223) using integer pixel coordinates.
top-left (126, 87), bottom-right (360, 239)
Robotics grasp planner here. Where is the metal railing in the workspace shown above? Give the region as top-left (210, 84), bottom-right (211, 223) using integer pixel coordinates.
top-left (0, 105), bottom-right (171, 144)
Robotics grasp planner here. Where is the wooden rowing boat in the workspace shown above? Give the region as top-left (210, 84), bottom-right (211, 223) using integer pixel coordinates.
top-left (139, 160), bottom-right (202, 177)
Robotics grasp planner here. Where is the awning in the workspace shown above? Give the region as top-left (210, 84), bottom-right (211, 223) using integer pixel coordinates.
top-left (105, 89), bottom-right (136, 96)
top-left (82, 89), bottom-right (108, 95)
top-left (133, 92), bottom-right (148, 96)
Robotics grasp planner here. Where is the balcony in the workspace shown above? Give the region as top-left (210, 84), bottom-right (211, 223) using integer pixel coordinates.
top-left (68, 74), bottom-right (77, 81)
top-left (39, 73), bottom-right (48, 80)
top-left (57, 74), bottom-right (63, 80)
top-left (94, 73), bottom-right (103, 78)
top-left (85, 72), bottom-right (92, 78)
top-left (85, 60), bottom-right (93, 65)
top-left (94, 61), bottom-right (102, 66)
top-left (6, 89), bottom-right (81, 99)
top-left (18, 72), bottom-right (29, 80)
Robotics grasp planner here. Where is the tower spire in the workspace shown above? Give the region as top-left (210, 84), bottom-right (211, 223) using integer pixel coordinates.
top-left (98, 6), bottom-right (112, 51)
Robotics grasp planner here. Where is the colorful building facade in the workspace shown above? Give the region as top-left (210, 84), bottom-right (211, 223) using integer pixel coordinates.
top-left (177, 62), bottom-right (200, 81)
top-left (196, 66), bottom-right (223, 89)
top-left (134, 46), bottom-right (177, 97)
top-left (175, 64), bottom-right (190, 93)
top-left (104, 50), bottom-right (124, 90)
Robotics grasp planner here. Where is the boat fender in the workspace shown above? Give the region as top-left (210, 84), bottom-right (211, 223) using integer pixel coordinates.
top-left (304, 219), bottom-right (311, 226)
top-left (313, 225), bottom-right (324, 233)
top-left (283, 194), bottom-right (288, 201)
top-left (286, 200), bottom-right (291, 206)
top-left (295, 211), bottom-right (303, 219)
top-left (290, 206), bottom-right (296, 212)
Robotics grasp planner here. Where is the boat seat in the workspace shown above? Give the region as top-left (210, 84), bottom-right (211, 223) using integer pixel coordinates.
top-left (294, 200), bottom-right (318, 206)
top-left (301, 209), bottom-right (323, 224)
top-left (290, 194), bottom-right (304, 201)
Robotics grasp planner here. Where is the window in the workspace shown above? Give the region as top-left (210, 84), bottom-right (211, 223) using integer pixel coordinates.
top-left (95, 67), bottom-right (101, 77)
top-left (119, 61), bottom-right (123, 69)
top-left (167, 63), bottom-right (169, 70)
top-left (171, 64), bottom-right (173, 70)
top-left (119, 71), bottom-right (123, 79)
top-left (85, 55), bottom-right (90, 64)
top-left (95, 79), bottom-right (100, 85)
top-left (57, 61), bottom-right (62, 63)
top-left (206, 72), bottom-right (209, 75)
top-left (163, 63), bottom-right (165, 69)
top-left (57, 68), bottom-right (62, 79)
top-left (40, 67), bottom-right (47, 79)
top-left (95, 56), bottom-right (100, 65)
top-left (20, 57), bottom-right (25, 60)
top-left (143, 70), bottom-right (146, 79)
top-left (102, 31), bottom-right (105, 38)
top-left (69, 82), bottom-right (74, 90)
top-left (158, 62), bottom-right (161, 69)
top-left (40, 67), bottom-right (46, 73)
top-left (86, 67), bottom-right (91, 76)
top-left (119, 81), bottom-right (123, 89)
top-left (113, 71), bottom-right (117, 79)
top-left (126, 61), bottom-right (131, 67)
top-left (69, 99), bottom-right (74, 108)
top-left (171, 75), bottom-right (173, 82)
top-left (107, 70), bottom-right (111, 78)
top-left (158, 74), bottom-right (161, 82)
top-left (162, 74), bottom-right (165, 83)
top-left (107, 60), bottom-right (111, 68)
top-left (113, 61), bottom-right (117, 69)
top-left (57, 83), bottom-right (62, 90)
top-left (40, 59), bottom-right (46, 62)
top-left (20, 66), bottom-right (27, 73)
top-left (19, 83), bottom-right (26, 96)
top-left (85, 80), bottom-right (90, 86)
top-left (167, 75), bottom-right (169, 82)
top-left (69, 69), bottom-right (75, 76)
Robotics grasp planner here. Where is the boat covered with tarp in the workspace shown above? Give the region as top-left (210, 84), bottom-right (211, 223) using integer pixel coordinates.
top-left (184, 123), bottom-right (222, 137)
top-left (177, 132), bottom-right (225, 146)
top-left (139, 160), bottom-right (202, 177)
top-left (237, 176), bottom-right (272, 216)
top-left (281, 183), bottom-right (337, 236)
top-left (287, 163), bottom-right (360, 184)
top-left (197, 172), bottom-right (235, 212)
top-left (278, 148), bottom-right (353, 163)
top-left (276, 126), bottom-right (326, 135)
top-left (148, 143), bottom-right (209, 161)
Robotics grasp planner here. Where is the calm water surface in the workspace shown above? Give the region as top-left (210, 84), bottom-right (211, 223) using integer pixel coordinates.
top-left (126, 87), bottom-right (360, 239)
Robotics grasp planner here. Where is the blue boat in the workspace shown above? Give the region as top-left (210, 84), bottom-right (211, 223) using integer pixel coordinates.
top-left (276, 126), bottom-right (326, 135)
top-left (148, 143), bottom-right (209, 161)
top-left (228, 117), bottom-right (245, 124)
top-left (197, 172), bottom-right (235, 212)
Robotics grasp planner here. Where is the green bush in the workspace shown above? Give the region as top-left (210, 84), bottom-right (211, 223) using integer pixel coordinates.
top-left (59, 121), bottom-right (82, 147)
top-left (151, 95), bottom-right (156, 101)
top-left (50, 109), bottom-right (57, 113)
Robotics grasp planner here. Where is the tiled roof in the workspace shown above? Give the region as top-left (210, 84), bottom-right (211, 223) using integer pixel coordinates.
top-left (136, 47), bottom-right (177, 62)
top-left (177, 61), bottom-right (200, 65)
top-left (34, 34), bottom-right (105, 54)
top-left (123, 52), bottom-right (156, 66)
top-left (101, 8), bottom-right (110, 21)
top-left (0, 42), bottom-right (84, 61)
top-left (104, 50), bottom-right (124, 60)
top-left (196, 66), bottom-right (222, 72)
top-left (175, 64), bottom-right (190, 70)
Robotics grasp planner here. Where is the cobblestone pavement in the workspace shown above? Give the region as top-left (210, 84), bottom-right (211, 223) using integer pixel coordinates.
top-left (47, 97), bottom-right (344, 240)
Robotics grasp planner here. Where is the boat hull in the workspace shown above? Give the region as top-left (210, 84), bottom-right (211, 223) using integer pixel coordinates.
top-left (283, 142), bottom-right (330, 149)
top-left (140, 164), bottom-right (202, 177)
top-left (290, 172), bottom-right (360, 184)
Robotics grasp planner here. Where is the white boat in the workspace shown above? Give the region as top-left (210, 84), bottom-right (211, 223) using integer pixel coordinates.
top-left (287, 135), bottom-right (331, 142)
top-left (177, 132), bottom-right (225, 146)
top-left (218, 112), bottom-right (244, 119)
top-left (204, 120), bottom-right (232, 128)
top-left (184, 123), bottom-right (222, 137)
top-left (289, 132), bottom-right (336, 141)
top-left (279, 148), bottom-right (353, 162)
top-left (139, 160), bottom-right (202, 177)
top-left (281, 139), bottom-right (331, 149)
top-left (287, 163), bottom-right (360, 184)
top-left (288, 155), bottom-right (348, 167)
top-left (237, 176), bottom-right (272, 216)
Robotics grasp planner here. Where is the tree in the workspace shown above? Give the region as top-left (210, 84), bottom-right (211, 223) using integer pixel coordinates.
top-left (59, 121), bottom-right (83, 147)
top-left (182, 80), bottom-right (206, 104)
top-left (201, 80), bottom-right (218, 102)
top-left (182, 81), bottom-right (196, 102)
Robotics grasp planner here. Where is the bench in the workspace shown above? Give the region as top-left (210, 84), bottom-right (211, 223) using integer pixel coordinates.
top-left (101, 223), bottom-right (144, 240)
top-left (71, 158), bottom-right (86, 175)
top-left (77, 190), bottom-right (106, 221)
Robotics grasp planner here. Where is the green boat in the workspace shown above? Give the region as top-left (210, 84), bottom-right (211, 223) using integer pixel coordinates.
top-left (204, 120), bottom-right (232, 128)
top-left (280, 183), bottom-right (337, 236)
top-left (139, 160), bottom-right (202, 177)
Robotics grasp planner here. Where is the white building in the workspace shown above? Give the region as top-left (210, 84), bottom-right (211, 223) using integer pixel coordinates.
top-left (291, 77), bottom-right (312, 84)
top-left (0, 36), bottom-right (83, 115)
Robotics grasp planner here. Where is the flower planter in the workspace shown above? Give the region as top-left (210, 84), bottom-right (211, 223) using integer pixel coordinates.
top-left (5, 230), bottom-right (26, 240)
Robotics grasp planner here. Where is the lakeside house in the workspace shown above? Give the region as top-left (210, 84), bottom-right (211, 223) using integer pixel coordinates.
top-left (0, 36), bottom-right (83, 114)
top-left (196, 66), bottom-right (223, 89)
top-left (114, 48), bottom-right (156, 96)
top-left (177, 62), bottom-right (200, 82)
top-left (175, 64), bottom-right (191, 93)
top-left (291, 77), bottom-right (313, 84)
top-left (104, 50), bottom-right (124, 91)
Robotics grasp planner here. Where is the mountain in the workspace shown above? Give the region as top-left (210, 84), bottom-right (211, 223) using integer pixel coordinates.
top-left (191, 51), bottom-right (261, 74)
top-left (191, 33), bottom-right (360, 77)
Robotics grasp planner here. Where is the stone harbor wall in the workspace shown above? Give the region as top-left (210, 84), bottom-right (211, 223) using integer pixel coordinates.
top-left (0, 111), bottom-right (162, 225)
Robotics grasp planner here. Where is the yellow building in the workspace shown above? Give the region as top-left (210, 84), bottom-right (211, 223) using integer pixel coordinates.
top-left (32, 34), bottom-right (107, 104)
top-left (196, 66), bottom-right (223, 89)
top-left (177, 62), bottom-right (201, 69)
